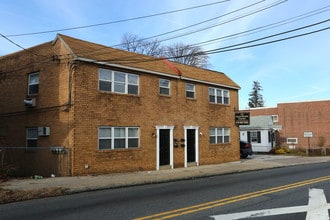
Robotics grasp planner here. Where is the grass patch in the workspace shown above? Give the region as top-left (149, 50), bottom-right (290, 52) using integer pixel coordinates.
top-left (0, 187), bottom-right (67, 204)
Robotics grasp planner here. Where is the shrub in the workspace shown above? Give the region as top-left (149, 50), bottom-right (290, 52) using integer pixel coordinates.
top-left (275, 148), bottom-right (286, 154)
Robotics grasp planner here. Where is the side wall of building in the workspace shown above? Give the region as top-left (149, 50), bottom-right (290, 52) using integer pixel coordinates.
top-left (0, 42), bottom-right (74, 176)
top-left (277, 101), bottom-right (330, 149)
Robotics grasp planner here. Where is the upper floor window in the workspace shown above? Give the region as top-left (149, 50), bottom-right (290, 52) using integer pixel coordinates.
top-left (28, 72), bottom-right (39, 95)
top-left (99, 68), bottom-right (139, 95)
top-left (271, 115), bottom-right (279, 123)
top-left (186, 83), bottom-right (195, 98)
top-left (209, 87), bottom-right (229, 104)
top-left (210, 127), bottom-right (230, 144)
top-left (26, 127), bottom-right (38, 148)
top-left (159, 79), bottom-right (170, 95)
top-left (98, 127), bottom-right (140, 150)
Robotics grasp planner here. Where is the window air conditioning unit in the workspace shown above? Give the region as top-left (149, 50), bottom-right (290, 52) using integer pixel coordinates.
top-left (24, 98), bottom-right (36, 107)
top-left (38, 127), bottom-right (50, 136)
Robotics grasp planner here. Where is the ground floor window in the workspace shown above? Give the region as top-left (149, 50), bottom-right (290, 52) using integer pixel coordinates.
top-left (26, 127), bottom-right (38, 147)
top-left (98, 127), bottom-right (139, 150)
top-left (210, 127), bottom-right (230, 144)
top-left (248, 131), bottom-right (261, 143)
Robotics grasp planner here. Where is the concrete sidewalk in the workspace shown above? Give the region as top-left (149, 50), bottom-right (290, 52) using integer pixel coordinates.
top-left (1, 155), bottom-right (330, 194)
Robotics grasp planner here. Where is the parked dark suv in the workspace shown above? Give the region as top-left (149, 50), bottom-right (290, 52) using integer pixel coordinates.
top-left (240, 141), bottom-right (253, 158)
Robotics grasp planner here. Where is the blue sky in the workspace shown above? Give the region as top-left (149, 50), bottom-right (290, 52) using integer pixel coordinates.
top-left (1, 0), bottom-right (329, 109)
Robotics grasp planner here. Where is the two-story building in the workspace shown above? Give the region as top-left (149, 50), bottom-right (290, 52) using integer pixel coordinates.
top-left (0, 34), bottom-right (240, 177)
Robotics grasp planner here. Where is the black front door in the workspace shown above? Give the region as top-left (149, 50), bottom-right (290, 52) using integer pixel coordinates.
top-left (187, 129), bottom-right (196, 162)
top-left (159, 129), bottom-right (170, 166)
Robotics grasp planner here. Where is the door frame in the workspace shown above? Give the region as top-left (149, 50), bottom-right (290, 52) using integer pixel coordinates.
top-left (156, 125), bottom-right (174, 170)
top-left (184, 126), bottom-right (199, 167)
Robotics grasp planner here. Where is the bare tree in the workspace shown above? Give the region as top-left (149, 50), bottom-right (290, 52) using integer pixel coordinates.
top-left (164, 43), bottom-right (209, 68)
top-left (120, 33), bottom-right (164, 57)
top-left (119, 33), bottom-right (209, 68)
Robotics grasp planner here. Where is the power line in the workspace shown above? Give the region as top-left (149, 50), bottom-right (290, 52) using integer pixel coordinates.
top-left (205, 26), bottom-right (329, 54)
top-left (0, 33), bottom-right (48, 58)
top-left (111, 0), bottom-right (266, 47)
top-left (1, 22), bottom-right (328, 75)
top-left (71, 0), bottom-right (285, 57)
top-left (204, 19), bottom-right (329, 54)
top-left (89, 20), bottom-right (329, 64)
top-left (4, 0), bottom-right (230, 37)
top-left (113, 0), bottom-right (286, 48)
top-left (193, 5), bottom-right (330, 47)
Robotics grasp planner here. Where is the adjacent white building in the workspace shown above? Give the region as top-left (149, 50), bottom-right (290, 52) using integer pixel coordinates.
top-left (240, 116), bottom-right (282, 152)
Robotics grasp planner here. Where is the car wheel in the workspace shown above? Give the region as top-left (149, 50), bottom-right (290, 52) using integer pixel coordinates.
top-left (241, 154), bottom-right (248, 159)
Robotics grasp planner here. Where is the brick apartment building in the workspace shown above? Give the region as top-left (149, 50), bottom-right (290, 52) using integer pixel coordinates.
top-left (248, 100), bottom-right (330, 150)
top-left (0, 34), bottom-right (240, 176)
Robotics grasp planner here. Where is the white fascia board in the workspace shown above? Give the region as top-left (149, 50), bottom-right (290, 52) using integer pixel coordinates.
top-left (75, 57), bottom-right (180, 79)
top-left (75, 57), bottom-right (240, 90)
top-left (181, 76), bottom-right (240, 90)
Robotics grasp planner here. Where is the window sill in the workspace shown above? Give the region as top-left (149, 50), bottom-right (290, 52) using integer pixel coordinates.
top-left (209, 102), bottom-right (230, 106)
top-left (98, 147), bottom-right (141, 152)
top-left (99, 91), bottom-right (139, 97)
top-left (159, 94), bottom-right (171, 98)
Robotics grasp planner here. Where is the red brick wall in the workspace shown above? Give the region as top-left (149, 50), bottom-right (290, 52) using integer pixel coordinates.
top-left (278, 101), bottom-right (330, 149)
top-left (249, 101), bottom-right (330, 149)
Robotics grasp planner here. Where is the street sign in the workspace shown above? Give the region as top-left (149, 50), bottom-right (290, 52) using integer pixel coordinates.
top-left (235, 112), bottom-right (250, 125)
top-left (304, 131), bottom-right (313, 138)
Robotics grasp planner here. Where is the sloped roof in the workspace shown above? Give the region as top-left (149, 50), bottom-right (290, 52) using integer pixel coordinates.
top-left (240, 116), bottom-right (282, 130)
top-left (55, 34), bottom-right (240, 90)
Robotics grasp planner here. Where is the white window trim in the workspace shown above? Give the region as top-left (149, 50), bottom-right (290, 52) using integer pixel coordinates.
top-left (210, 127), bottom-right (230, 144)
top-left (209, 87), bottom-right (230, 105)
top-left (98, 68), bottom-right (139, 95)
top-left (28, 72), bottom-right (39, 95)
top-left (272, 115), bottom-right (279, 123)
top-left (287, 138), bottom-right (298, 144)
top-left (98, 127), bottom-right (140, 150)
top-left (159, 79), bottom-right (170, 95)
top-left (186, 83), bottom-right (195, 99)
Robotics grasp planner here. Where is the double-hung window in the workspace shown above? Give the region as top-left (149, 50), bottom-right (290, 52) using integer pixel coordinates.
top-left (210, 127), bottom-right (230, 144)
top-left (186, 83), bottom-right (195, 98)
top-left (98, 127), bottom-right (139, 150)
top-left (248, 131), bottom-right (261, 143)
top-left (209, 87), bottom-right (230, 104)
top-left (99, 68), bottom-right (139, 95)
top-left (28, 72), bottom-right (39, 95)
top-left (26, 128), bottom-right (38, 148)
top-left (159, 79), bottom-right (170, 95)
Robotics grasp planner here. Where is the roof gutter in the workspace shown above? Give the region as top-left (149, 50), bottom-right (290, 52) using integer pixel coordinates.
top-left (74, 57), bottom-right (240, 90)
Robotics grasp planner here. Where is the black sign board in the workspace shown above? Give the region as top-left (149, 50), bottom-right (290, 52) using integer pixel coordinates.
top-left (235, 112), bottom-right (250, 125)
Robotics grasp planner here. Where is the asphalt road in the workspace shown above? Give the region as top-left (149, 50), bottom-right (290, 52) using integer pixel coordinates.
top-left (1, 162), bottom-right (330, 220)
